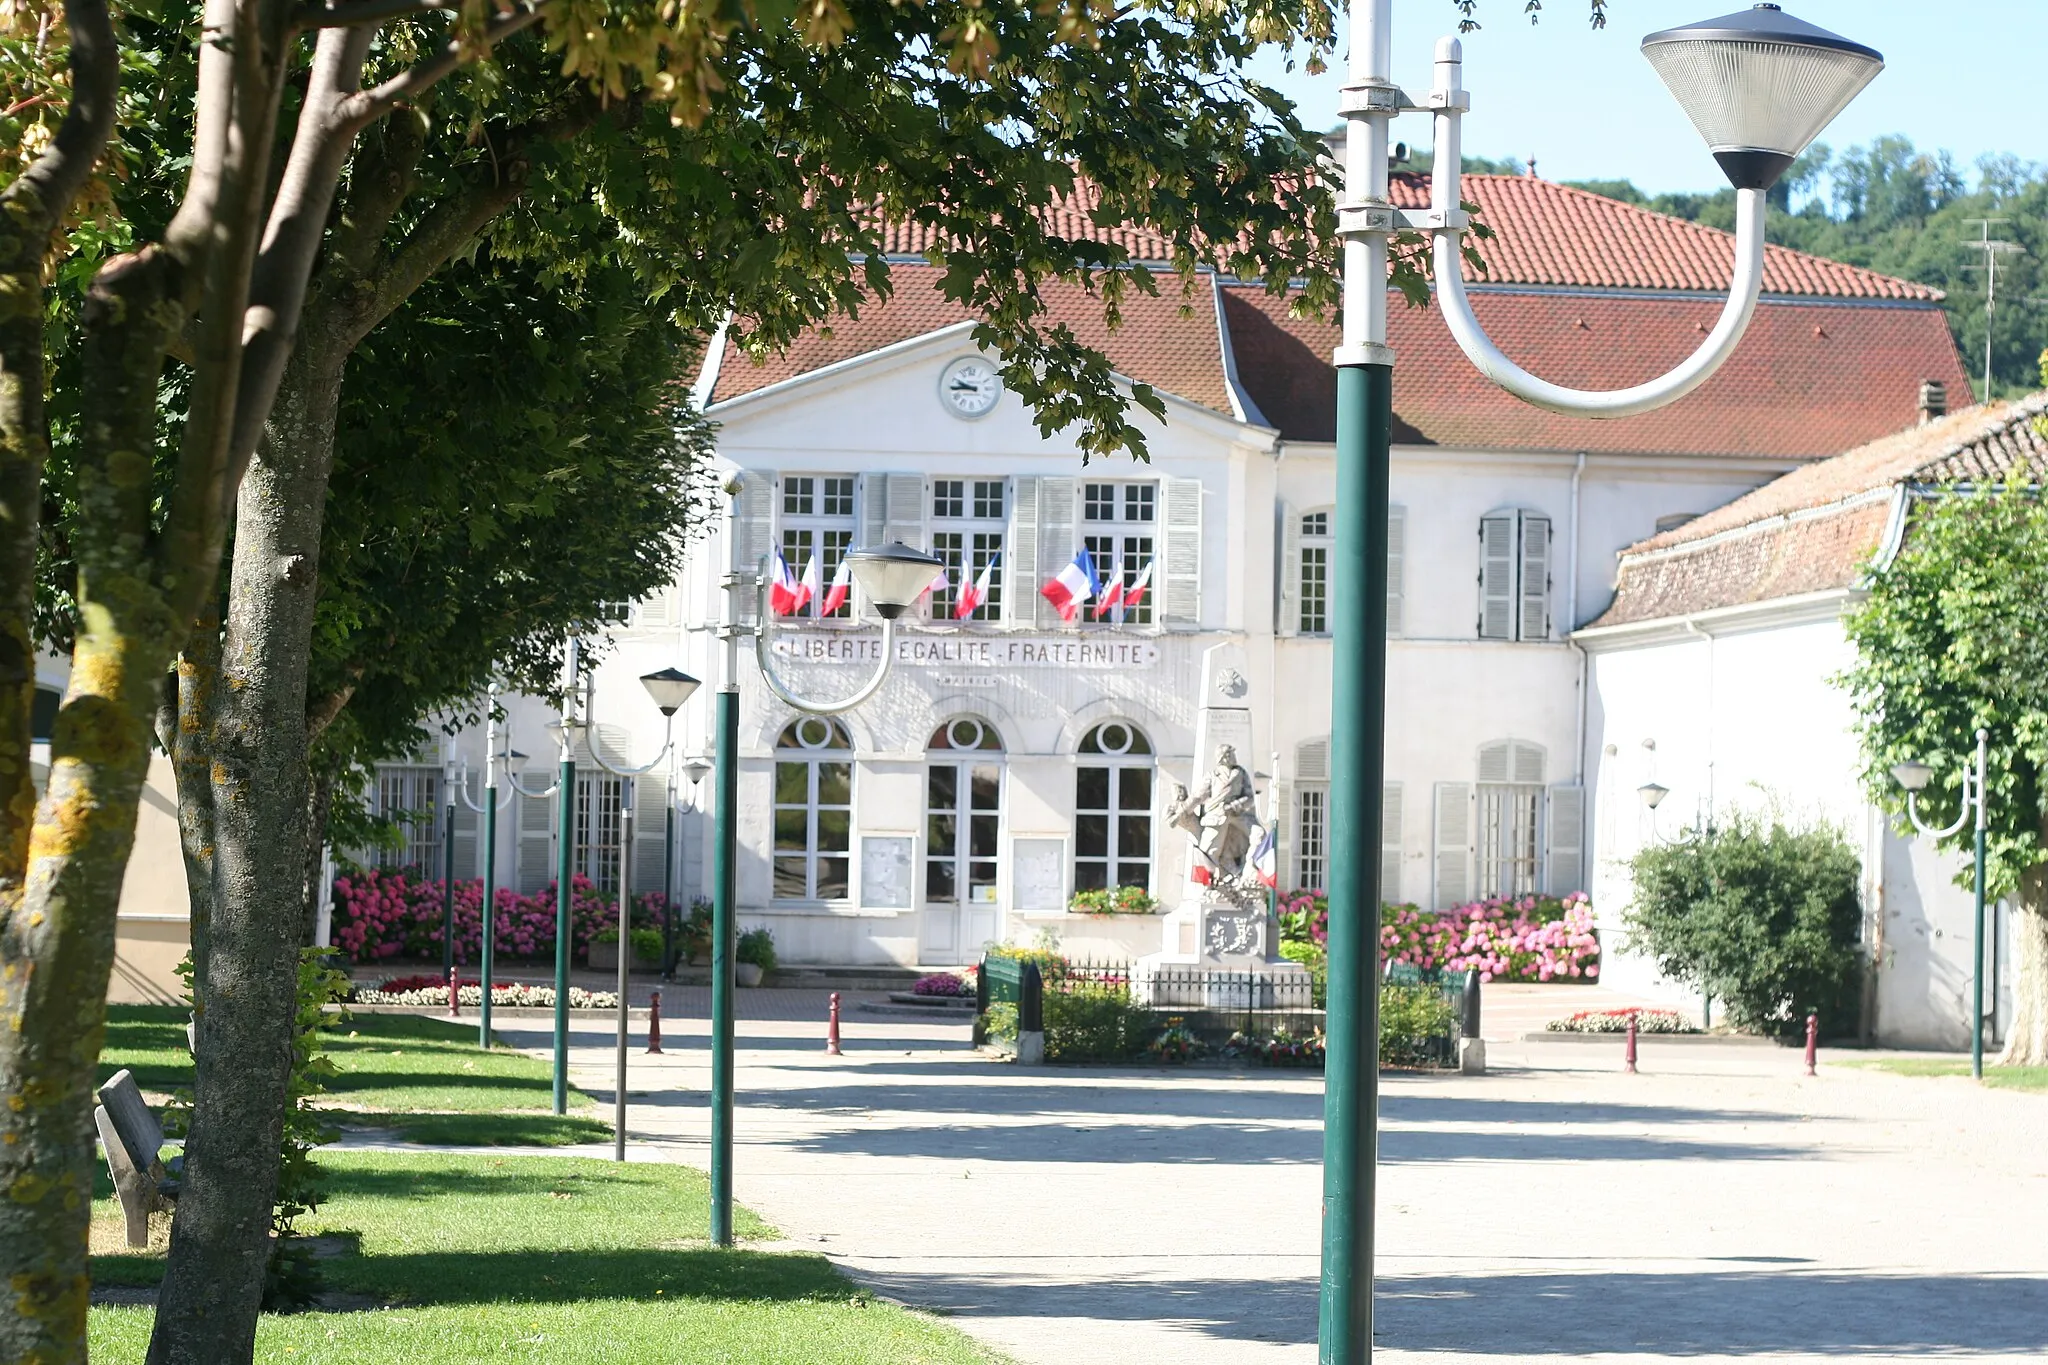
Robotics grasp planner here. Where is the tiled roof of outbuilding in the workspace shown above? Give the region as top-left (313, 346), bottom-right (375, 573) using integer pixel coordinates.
top-left (1588, 393), bottom-right (2048, 629)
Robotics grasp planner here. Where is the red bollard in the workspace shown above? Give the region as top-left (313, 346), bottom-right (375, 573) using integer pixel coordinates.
top-left (826, 991), bottom-right (843, 1056)
top-left (1624, 1013), bottom-right (1638, 1074)
top-left (448, 966), bottom-right (460, 1018)
top-left (646, 989), bottom-right (664, 1055)
top-left (1804, 1011), bottom-right (1818, 1077)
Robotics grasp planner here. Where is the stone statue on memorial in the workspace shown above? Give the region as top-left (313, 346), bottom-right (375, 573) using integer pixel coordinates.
top-left (1164, 744), bottom-right (1261, 899)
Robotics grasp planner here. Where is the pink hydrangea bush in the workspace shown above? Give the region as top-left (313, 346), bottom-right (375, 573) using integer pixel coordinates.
top-left (1380, 893), bottom-right (1598, 983)
top-left (330, 867), bottom-right (672, 966)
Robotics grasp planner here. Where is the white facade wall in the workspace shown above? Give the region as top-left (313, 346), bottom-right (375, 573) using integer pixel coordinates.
top-left (1582, 601), bottom-right (2014, 1049)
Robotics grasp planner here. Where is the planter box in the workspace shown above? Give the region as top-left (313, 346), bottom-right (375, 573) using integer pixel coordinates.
top-left (735, 962), bottom-right (764, 987)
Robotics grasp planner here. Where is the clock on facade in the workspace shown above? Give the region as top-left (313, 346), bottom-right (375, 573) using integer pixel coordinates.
top-left (938, 357), bottom-right (1002, 418)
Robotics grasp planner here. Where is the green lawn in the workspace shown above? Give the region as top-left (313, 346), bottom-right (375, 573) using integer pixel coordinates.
top-left (1843, 1055), bottom-right (2048, 1092)
top-left (89, 1152), bottom-right (1001, 1363)
top-left (102, 1006), bottom-right (611, 1146)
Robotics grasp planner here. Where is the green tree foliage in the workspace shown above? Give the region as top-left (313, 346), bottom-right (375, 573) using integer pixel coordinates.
top-left (1567, 136), bottom-right (2048, 397)
top-left (1841, 479), bottom-right (2048, 1065)
top-left (1622, 813), bottom-right (1864, 1038)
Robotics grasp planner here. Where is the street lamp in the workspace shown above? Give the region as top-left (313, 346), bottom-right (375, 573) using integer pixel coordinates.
top-left (558, 660), bottom-right (702, 1160)
top-left (665, 755), bottom-right (713, 980)
top-left (452, 688), bottom-right (551, 1047)
top-left (752, 541), bottom-right (945, 714)
top-left (1324, 4), bottom-right (1882, 1358)
top-left (1894, 728), bottom-right (1991, 1079)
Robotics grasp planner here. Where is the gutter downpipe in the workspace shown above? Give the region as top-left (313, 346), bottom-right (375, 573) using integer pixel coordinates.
top-left (1569, 452), bottom-right (1587, 784)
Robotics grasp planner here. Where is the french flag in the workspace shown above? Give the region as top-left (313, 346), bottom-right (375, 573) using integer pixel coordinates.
top-left (820, 557), bottom-right (853, 616)
top-left (768, 549), bottom-right (802, 616)
top-left (1121, 560), bottom-right (1154, 614)
top-left (794, 557), bottom-right (820, 615)
top-left (955, 554), bottom-right (999, 621)
top-left (1251, 824), bottom-right (1277, 889)
top-left (1040, 549), bottom-right (1099, 623)
top-left (1093, 553), bottom-right (1123, 620)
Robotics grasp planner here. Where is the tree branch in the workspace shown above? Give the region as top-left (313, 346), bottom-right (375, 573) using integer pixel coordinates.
top-left (335, 5), bottom-right (544, 129)
top-left (327, 104), bottom-right (432, 279)
top-left (6, 0), bottom-right (119, 228)
top-left (294, 0), bottom-right (456, 31)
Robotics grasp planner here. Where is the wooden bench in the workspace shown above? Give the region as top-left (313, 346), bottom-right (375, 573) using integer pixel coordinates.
top-left (95, 1069), bottom-right (180, 1248)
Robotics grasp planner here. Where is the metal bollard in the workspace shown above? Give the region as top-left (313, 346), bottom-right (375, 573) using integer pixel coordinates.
top-left (1624, 1013), bottom-right (1638, 1074)
top-left (647, 989), bottom-right (664, 1055)
top-left (1804, 1011), bottom-right (1818, 1077)
top-left (448, 966), bottom-right (460, 1019)
top-left (826, 991), bottom-right (843, 1056)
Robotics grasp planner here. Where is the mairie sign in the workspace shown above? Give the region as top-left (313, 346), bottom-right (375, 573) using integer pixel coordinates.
top-left (772, 633), bottom-right (1161, 669)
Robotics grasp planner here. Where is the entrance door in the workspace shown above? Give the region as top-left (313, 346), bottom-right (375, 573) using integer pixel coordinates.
top-left (921, 719), bottom-right (1003, 963)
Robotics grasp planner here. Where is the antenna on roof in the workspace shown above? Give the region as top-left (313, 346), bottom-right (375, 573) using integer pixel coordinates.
top-left (1963, 219), bottom-right (2026, 402)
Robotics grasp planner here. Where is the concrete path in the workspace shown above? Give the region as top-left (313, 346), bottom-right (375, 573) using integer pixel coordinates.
top-left (482, 986), bottom-right (2048, 1365)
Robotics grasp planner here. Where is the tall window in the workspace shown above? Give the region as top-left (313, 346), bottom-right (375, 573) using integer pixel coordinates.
top-left (374, 766), bottom-right (442, 871)
top-left (926, 718), bottom-right (1003, 907)
top-left (1298, 510), bottom-right (1330, 634)
top-left (1476, 739), bottom-right (1545, 898)
top-left (774, 718), bottom-right (853, 901)
top-left (1081, 481), bottom-right (1156, 625)
top-left (1075, 721), bottom-right (1154, 892)
top-left (931, 478), bottom-right (1005, 622)
top-left (782, 475), bottom-right (856, 619)
top-left (573, 770), bottom-right (624, 890)
top-left (1478, 509), bottom-right (1553, 642)
top-left (1294, 787), bottom-right (1327, 891)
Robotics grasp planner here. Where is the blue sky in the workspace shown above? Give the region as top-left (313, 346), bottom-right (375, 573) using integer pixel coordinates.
top-left (1246, 1), bottom-right (2047, 196)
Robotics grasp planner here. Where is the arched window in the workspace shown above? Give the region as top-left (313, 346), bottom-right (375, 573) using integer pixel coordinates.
top-left (924, 719), bottom-right (1004, 959)
top-left (1075, 722), bottom-right (1154, 893)
top-left (774, 718), bottom-right (853, 901)
top-left (1476, 738), bottom-right (1544, 898)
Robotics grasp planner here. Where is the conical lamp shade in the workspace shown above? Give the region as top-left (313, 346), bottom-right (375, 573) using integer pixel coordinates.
top-left (1642, 5), bottom-right (1882, 190)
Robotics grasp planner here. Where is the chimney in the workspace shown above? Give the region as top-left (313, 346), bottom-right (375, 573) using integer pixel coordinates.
top-left (1918, 379), bottom-right (1948, 424)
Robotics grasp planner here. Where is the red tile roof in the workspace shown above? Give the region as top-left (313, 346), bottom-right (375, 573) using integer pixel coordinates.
top-left (708, 265), bottom-right (1231, 414)
top-left (1393, 175), bottom-right (1942, 301)
top-left (1588, 392), bottom-right (2048, 628)
top-left (873, 181), bottom-right (1181, 264)
top-left (1223, 285), bottom-right (1970, 457)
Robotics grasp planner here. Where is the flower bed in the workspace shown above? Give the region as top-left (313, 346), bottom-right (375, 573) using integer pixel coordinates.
top-left (1067, 885), bottom-right (1160, 915)
top-left (1279, 890), bottom-right (1598, 984)
top-left (329, 867), bottom-right (673, 967)
top-left (912, 971), bottom-right (975, 998)
top-left (349, 983), bottom-right (621, 1009)
top-left (1546, 1007), bottom-right (1699, 1035)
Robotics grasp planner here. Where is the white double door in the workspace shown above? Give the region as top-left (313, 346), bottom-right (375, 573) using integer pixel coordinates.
top-left (919, 759), bottom-right (1002, 964)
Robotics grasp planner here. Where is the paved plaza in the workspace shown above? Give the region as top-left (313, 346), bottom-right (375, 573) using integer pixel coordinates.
top-left (483, 986), bottom-right (2048, 1364)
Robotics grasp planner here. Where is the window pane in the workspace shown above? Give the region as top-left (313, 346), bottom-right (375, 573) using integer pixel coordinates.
top-left (927, 859), bottom-right (957, 903)
top-left (774, 857), bottom-right (810, 898)
top-left (1118, 815), bottom-right (1151, 860)
top-left (817, 808), bottom-right (851, 853)
top-left (927, 813), bottom-right (957, 857)
top-left (1125, 484), bottom-right (1155, 522)
top-left (969, 814), bottom-right (998, 859)
top-left (1076, 766), bottom-right (1109, 810)
top-left (1076, 813), bottom-right (1108, 857)
top-left (815, 858), bottom-right (849, 900)
top-left (1118, 768), bottom-right (1152, 810)
top-left (822, 476), bottom-right (854, 517)
top-left (1114, 861), bottom-right (1150, 890)
top-left (782, 476), bottom-right (813, 516)
top-left (775, 763), bottom-right (809, 804)
top-left (1083, 483), bottom-right (1115, 521)
top-left (969, 861), bottom-right (999, 898)
top-left (970, 767), bottom-right (999, 810)
top-left (974, 480), bottom-right (1004, 519)
top-left (816, 762), bottom-right (851, 806)
top-left (928, 764), bottom-right (958, 809)
top-left (1074, 861), bottom-right (1107, 892)
top-left (774, 809), bottom-right (809, 851)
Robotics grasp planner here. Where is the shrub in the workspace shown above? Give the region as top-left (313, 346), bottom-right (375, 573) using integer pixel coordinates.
top-left (1381, 893), bottom-right (1599, 983)
top-left (1379, 983), bottom-right (1458, 1068)
top-left (1623, 812), bottom-right (1862, 1038)
top-left (982, 1001), bottom-right (1018, 1043)
top-left (1548, 1007), bottom-right (1699, 1035)
top-left (737, 927), bottom-right (777, 971)
top-left (1278, 892), bottom-right (1327, 945)
top-left (1044, 982), bottom-right (1151, 1061)
top-left (329, 867), bottom-right (670, 967)
top-left (1280, 938), bottom-right (1328, 1008)
top-left (985, 946), bottom-right (1072, 982)
top-left (912, 972), bottom-right (974, 997)
top-left (1068, 885), bottom-right (1160, 915)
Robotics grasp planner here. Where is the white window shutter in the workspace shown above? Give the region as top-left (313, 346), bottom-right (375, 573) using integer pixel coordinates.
top-left (859, 471), bottom-right (889, 548)
top-left (1519, 512), bottom-right (1552, 642)
top-left (1547, 784), bottom-right (1586, 895)
top-left (517, 789), bottom-right (557, 894)
top-left (1433, 781), bottom-right (1471, 908)
top-left (1277, 502), bottom-right (1300, 637)
top-left (1381, 780), bottom-right (1403, 904)
top-left (1161, 477), bottom-right (1203, 627)
top-left (733, 470), bottom-right (777, 623)
top-left (1294, 738), bottom-right (1330, 782)
top-left (1009, 477), bottom-right (1040, 626)
top-left (636, 584), bottom-right (675, 629)
top-left (1512, 741), bottom-right (1546, 786)
top-left (1478, 512), bottom-right (1516, 640)
top-left (452, 799), bottom-right (479, 880)
top-left (1477, 742), bottom-right (1510, 784)
top-left (885, 473), bottom-right (927, 548)
top-left (1386, 504), bottom-right (1407, 638)
top-left (632, 773), bottom-right (670, 902)
top-left (1035, 477), bottom-right (1076, 627)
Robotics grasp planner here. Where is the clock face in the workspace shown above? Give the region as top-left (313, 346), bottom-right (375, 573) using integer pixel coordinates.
top-left (938, 358), bottom-right (1002, 419)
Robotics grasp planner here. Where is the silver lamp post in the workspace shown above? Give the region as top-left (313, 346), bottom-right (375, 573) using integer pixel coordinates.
top-left (1322, 5), bottom-right (1883, 1359)
top-left (565, 664), bottom-right (702, 1162)
top-left (1893, 728), bottom-right (1991, 1079)
top-left (451, 687), bottom-right (545, 1047)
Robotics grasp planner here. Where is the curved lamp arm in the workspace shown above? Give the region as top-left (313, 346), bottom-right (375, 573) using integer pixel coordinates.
top-left (751, 562), bottom-right (901, 716)
top-left (1427, 37), bottom-right (1767, 419)
top-left (1904, 779), bottom-right (1973, 840)
top-left (578, 709), bottom-right (675, 780)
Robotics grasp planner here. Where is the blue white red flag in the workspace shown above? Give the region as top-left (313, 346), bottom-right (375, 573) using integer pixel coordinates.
top-left (955, 554), bottom-right (999, 621)
top-left (769, 548), bottom-right (802, 615)
top-left (794, 556), bottom-right (820, 615)
top-left (1121, 560), bottom-right (1154, 614)
top-left (820, 556), bottom-right (853, 616)
top-left (1093, 551), bottom-right (1124, 620)
top-left (1252, 824), bottom-right (1277, 889)
top-left (1040, 549), bottom-right (1099, 623)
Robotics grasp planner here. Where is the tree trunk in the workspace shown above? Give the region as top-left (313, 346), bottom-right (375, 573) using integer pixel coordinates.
top-left (147, 339), bottom-right (350, 1365)
top-left (171, 599), bottom-right (224, 990)
top-left (1997, 856), bottom-right (2048, 1067)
